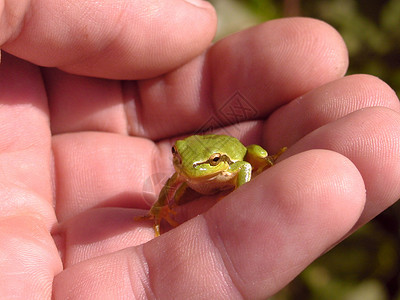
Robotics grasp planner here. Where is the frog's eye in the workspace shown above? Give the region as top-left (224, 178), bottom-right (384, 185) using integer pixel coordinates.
top-left (209, 153), bottom-right (221, 166)
top-left (171, 146), bottom-right (177, 154)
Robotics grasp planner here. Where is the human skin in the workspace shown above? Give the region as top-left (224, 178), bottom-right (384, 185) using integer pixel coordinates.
top-left (1, 0), bottom-right (400, 299)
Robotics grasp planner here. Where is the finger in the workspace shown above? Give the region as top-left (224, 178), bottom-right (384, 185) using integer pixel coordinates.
top-left (0, 54), bottom-right (55, 224)
top-left (44, 18), bottom-right (348, 139)
top-left (0, 54), bottom-right (61, 297)
top-left (131, 18), bottom-right (348, 139)
top-left (52, 132), bottom-right (168, 222)
top-left (280, 107), bottom-right (400, 227)
top-left (0, 217), bottom-right (62, 298)
top-left (53, 207), bottom-right (153, 266)
top-left (264, 74), bottom-right (400, 151)
top-left (208, 17), bottom-right (348, 115)
top-left (52, 150), bottom-right (365, 299)
top-left (1, 0), bottom-right (217, 79)
top-left (43, 68), bottom-right (129, 134)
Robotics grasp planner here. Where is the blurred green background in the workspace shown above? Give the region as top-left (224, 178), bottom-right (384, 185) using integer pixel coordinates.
top-left (207, 0), bottom-right (400, 299)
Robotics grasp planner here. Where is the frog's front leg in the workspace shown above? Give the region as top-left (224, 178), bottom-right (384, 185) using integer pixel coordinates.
top-left (229, 161), bottom-right (253, 187)
top-left (172, 182), bottom-right (190, 206)
top-left (136, 172), bottom-right (182, 236)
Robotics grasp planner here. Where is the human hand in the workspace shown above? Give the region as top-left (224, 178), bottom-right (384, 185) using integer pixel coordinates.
top-left (2, 2), bottom-right (400, 299)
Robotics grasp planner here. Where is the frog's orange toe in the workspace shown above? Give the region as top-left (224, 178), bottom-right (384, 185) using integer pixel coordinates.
top-left (159, 206), bottom-right (179, 228)
top-left (153, 224), bottom-right (161, 237)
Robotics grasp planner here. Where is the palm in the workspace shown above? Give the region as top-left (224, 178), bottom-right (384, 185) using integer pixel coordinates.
top-left (1, 17), bottom-right (400, 299)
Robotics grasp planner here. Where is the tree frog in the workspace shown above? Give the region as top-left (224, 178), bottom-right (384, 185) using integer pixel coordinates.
top-left (137, 134), bottom-right (286, 236)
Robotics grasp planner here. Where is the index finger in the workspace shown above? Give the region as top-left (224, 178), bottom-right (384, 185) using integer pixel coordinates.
top-left (1, 0), bottom-right (217, 79)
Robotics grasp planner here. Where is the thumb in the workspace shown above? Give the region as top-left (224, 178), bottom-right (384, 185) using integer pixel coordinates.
top-left (1, 0), bottom-right (217, 79)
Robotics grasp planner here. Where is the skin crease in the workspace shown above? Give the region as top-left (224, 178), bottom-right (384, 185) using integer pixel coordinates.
top-left (1, 1), bottom-right (400, 299)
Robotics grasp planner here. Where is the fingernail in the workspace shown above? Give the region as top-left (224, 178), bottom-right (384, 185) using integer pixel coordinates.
top-left (184, 0), bottom-right (210, 8)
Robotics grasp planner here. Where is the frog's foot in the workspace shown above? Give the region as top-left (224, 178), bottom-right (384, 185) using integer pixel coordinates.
top-left (157, 205), bottom-right (179, 227)
top-left (135, 206), bottom-right (179, 236)
top-left (263, 146), bottom-right (287, 169)
top-left (152, 205), bottom-right (179, 237)
top-left (270, 146), bottom-right (287, 161)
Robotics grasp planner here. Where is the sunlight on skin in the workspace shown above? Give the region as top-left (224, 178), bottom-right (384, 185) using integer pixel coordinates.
top-left (0, 1), bottom-right (400, 298)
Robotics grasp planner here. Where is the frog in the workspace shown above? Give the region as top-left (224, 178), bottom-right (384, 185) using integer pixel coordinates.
top-left (137, 134), bottom-right (286, 236)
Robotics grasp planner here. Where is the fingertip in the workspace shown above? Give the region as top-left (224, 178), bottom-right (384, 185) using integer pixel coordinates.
top-left (282, 17), bottom-right (349, 77)
top-left (61, 0), bottom-right (217, 79)
top-left (183, 0), bottom-right (215, 9)
top-left (280, 106), bottom-right (400, 226)
top-left (209, 17), bottom-right (349, 117)
top-left (268, 17), bottom-right (349, 91)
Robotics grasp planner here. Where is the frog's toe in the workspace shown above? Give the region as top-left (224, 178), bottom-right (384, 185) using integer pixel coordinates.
top-left (153, 224), bottom-right (161, 237)
top-left (159, 206), bottom-right (179, 227)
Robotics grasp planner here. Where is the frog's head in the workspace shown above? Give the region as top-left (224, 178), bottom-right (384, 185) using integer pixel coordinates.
top-left (171, 135), bottom-right (247, 180)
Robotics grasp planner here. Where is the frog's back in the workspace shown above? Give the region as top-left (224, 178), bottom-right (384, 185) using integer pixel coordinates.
top-left (181, 134), bottom-right (247, 162)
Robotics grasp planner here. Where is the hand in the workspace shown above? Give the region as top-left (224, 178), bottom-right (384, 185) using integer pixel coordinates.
top-left (1, 2), bottom-right (400, 299)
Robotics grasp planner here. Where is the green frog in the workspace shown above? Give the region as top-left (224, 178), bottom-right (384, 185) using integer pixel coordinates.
top-left (137, 134), bottom-right (286, 236)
